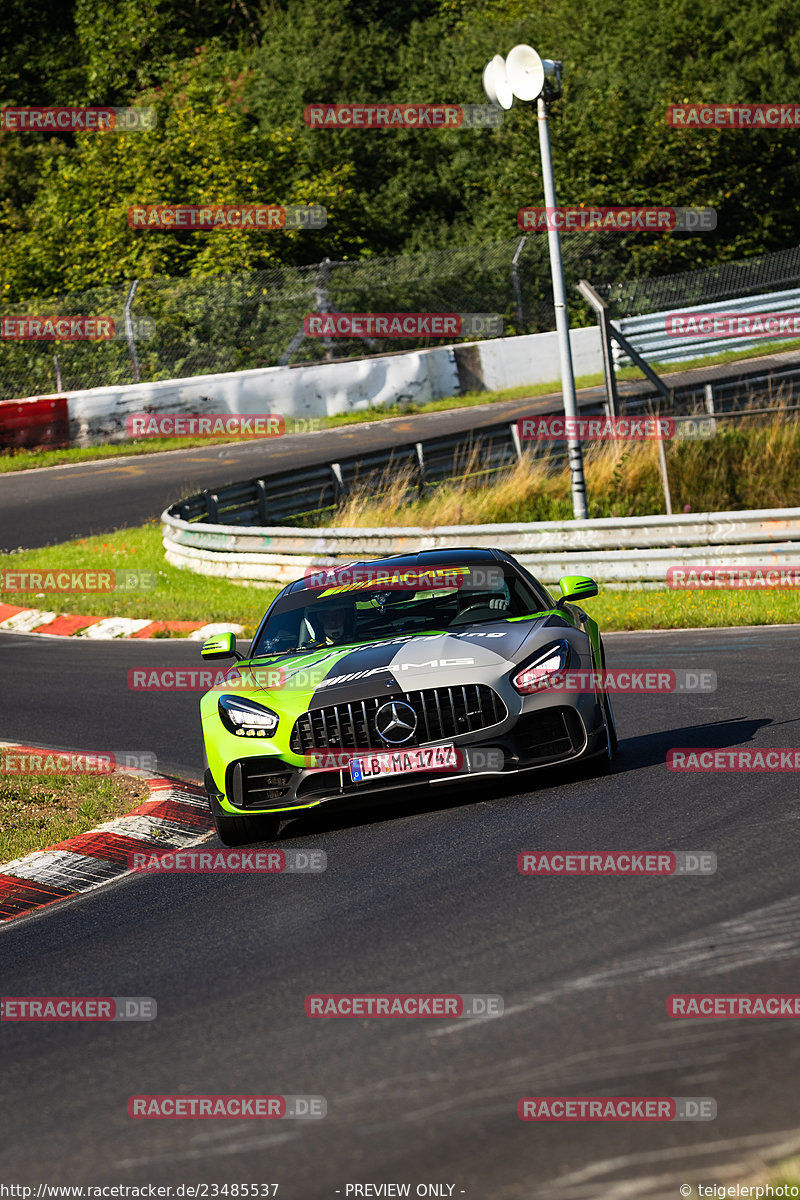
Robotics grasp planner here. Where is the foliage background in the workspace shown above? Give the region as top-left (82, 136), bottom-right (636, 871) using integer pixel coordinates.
top-left (2, 0), bottom-right (800, 307)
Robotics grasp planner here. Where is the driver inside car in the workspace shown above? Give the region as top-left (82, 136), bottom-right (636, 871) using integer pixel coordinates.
top-left (300, 600), bottom-right (355, 647)
top-left (462, 577), bottom-right (511, 613)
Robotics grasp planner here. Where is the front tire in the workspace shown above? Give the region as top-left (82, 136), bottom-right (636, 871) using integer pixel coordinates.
top-left (208, 791), bottom-right (282, 846)
top-left (598, 635), bottom-right (619, 756)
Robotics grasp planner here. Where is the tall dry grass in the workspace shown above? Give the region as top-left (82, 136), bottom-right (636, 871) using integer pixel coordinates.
top-left (326, 411), bottom-right (800, 528)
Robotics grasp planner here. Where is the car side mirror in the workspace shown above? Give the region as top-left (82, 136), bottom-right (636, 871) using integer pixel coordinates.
top-left (201, 631), bottom-right (242, 660)
top-left (555, 575), bottom-right (599, 608)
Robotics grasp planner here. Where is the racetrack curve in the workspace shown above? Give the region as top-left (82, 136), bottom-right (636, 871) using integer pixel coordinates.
top-left (0, 390), bottom-right (589, 552)
top-left (2, 623), bottom-right (800, 1197)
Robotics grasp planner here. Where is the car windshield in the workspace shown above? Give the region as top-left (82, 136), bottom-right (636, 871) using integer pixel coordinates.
top-left (250, 563), bottom-right (552, 657)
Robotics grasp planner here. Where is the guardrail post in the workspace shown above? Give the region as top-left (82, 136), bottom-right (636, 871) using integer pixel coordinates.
top-left (415, 442), bottom-right (427, 497)
top-left (330, 462), bottom-right (345, 503)
top-left (255, 478), bottom-right (269, 524)
top-left (705, 382), bottom-right (717, 435)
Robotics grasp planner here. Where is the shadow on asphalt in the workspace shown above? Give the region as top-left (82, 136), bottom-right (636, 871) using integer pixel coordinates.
top-left (269, 715), bottom-right (774, 843)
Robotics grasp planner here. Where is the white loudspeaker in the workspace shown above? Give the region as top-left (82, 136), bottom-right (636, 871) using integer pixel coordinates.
top-left (482, 55), bottom-right (514, 110)
top-left (506, 44), bottom-right (545, 102)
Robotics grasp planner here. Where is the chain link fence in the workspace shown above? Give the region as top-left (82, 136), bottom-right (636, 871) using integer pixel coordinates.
top-left (0, 231), bottom-right (628, 400)
top-left (4, 236), bottom-right (800, 401)
top-left (601, 243), bottom-right (800, 319)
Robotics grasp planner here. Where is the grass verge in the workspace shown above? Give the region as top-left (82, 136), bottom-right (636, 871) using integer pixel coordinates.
top-left (2, 336), bottom-right (799, 474)
top-left (769, 1156), bottom-right (800, 1189)
top-left (3, 415), bottom-right (800, 633)
top-left (580, 588), bottom-right (800, 631)
top-left (330, 415), bottom-right (800, 525)
top-left (0, 522), bottom-right (279, 636)
top-left (1, 519), bottom-right (798, 633)
top-left (0, 768), bottom-right (150, 864)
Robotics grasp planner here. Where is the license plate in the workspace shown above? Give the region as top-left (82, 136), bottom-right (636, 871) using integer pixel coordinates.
top-left (349, 743), bottom-right (458, 782)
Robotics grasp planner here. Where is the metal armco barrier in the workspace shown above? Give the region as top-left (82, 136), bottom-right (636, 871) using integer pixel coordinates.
top-left (614, 288), bottom-right (800, 367)
top-left (162, 506), bottom-right (800, 586)
top-left (168, 421), bottom-right (563, 526)
top-left (0, 396), bottom-right (69, 450)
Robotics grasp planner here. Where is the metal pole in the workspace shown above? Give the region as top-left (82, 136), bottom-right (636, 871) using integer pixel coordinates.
top-left (537, 96), bottom-right (587, 519)
top-left (511, 237), bottom-right (526, 328)
top-left (123, 280), bottom-right (141, 384)
top-left (577, 278), bottom-right (619, 421)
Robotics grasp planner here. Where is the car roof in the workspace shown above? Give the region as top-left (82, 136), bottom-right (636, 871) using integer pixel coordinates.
top-left (288, 547), bottom-right (505, 594)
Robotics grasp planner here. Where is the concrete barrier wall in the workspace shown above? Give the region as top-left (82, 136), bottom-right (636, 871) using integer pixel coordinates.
top-left (49, 326), bottom-right (602, 446)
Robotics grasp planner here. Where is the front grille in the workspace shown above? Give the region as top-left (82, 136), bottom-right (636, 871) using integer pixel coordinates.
top-left (290, 684), bottom-right (507, 753)
top-left (230, 759), bottom-right (294, 809)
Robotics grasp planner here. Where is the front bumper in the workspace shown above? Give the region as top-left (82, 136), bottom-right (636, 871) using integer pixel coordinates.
top-left (204, 695), bottom-right (608, 816)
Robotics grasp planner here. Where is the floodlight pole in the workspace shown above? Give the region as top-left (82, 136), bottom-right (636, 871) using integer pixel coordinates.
top-left (536, 95), bottom-right (587, 519)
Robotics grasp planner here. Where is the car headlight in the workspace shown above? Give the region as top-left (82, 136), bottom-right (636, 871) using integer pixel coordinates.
top-left (218, 695), bottom-right (279, 738)
top-left (512, 639), bottom-right (570, 694)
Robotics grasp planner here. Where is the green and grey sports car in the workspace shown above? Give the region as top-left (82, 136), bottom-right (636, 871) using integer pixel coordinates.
top-left (199, 548), bottom-right (617, 845)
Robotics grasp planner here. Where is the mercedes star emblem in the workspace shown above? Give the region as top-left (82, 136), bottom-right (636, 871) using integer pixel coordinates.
top-left (374, 700), bottom-right (418, 744)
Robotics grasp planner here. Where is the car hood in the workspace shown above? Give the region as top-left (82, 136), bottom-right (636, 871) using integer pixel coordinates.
top-left (229, 613), bottom-right (573, 707)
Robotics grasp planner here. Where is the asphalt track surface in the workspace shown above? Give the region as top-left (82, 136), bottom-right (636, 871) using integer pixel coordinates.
top-left (2, 624), bottom-right (800, 1196)
top-left (0, 389), bottom-right (598, 552)
top-left (4, 344), bottom-right (800, 552)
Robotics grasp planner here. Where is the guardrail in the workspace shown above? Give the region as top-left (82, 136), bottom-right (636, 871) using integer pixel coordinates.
top-left (613, 288), bottom-right (800, 367)
top-left (166, 387), bottom-right (799, 530)
top-left (168, 420), bottom-right (553, 526)
top-left (162, 506), bottom-right (800, 586)
top-left (162, 365), bottom-right (800, 586)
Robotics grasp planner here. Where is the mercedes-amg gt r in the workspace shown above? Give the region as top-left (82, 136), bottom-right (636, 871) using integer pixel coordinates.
top-left (199, 548), bottom-right (617, 844)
